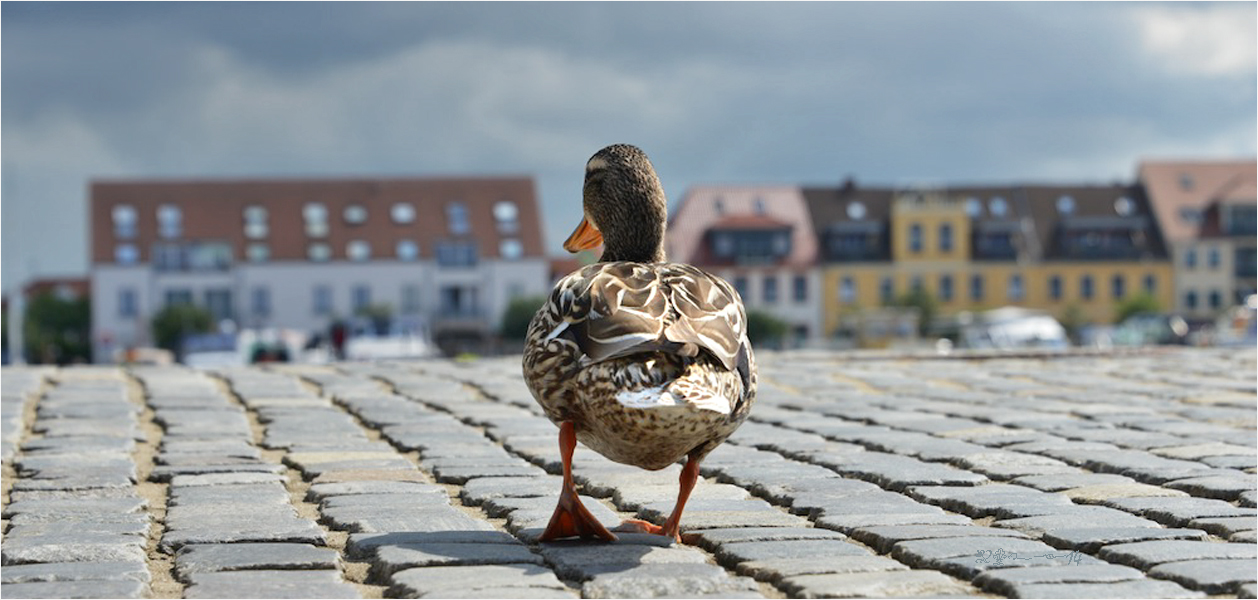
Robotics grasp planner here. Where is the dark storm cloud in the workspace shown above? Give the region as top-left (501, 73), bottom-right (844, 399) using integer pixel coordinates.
top-left (2, 2), bottom-right (1254, 288)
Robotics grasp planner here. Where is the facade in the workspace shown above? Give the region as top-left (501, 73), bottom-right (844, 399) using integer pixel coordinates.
top-left (1139, 160), bottom-right (1257, 321)
top-left (668, 185), bottom-right (822, 343)
top-left (89, 177), bottom-right (549, 361)
top-left (804, 181), bottom-right (1173, 340)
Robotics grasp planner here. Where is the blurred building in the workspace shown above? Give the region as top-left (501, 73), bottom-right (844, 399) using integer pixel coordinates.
top-left (23, 277), bottom-right (90, 302)
top-left (804, 181), bottom-right (1173, 340)
top-left (668, 185), bottom-right (822, 344)
top-left (1138, 160), bottom-right (1257, 322)
top-left (89, 177), bottom-right (549, 361)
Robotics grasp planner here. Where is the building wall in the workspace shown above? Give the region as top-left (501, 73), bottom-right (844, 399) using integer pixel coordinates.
top-left (1172, 239), bottom-right (1245, 319)
top-left (820, 260), bottom-right (1174, 336)
top-left (711, 267), bottom-right (821, 341)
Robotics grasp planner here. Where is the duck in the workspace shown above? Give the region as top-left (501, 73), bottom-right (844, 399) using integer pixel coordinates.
top-left (522, 144), bottom-right (756, 543)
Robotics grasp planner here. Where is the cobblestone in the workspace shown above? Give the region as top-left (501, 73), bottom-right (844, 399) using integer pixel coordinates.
top-left (2, 348), bottom-right (1254, 599)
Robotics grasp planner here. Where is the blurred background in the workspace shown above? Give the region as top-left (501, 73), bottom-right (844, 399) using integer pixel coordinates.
top-left (2, 2), bottom-right (1254, 366)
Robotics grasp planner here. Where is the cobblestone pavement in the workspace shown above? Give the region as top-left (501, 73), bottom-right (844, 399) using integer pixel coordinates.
top-left (2, 348), bottom-right (1255, 599)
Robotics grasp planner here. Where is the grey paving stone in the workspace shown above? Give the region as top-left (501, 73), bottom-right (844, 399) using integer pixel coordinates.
top-left (372, 542), bottom-right (543, 576)
top-left (613, 483), bottom-right (750, 511)
top-left (1012, 472), bottom-right (1140, 492)
top-left (735, 555), bottom-right (908, 584)
top-left (811, 452), bottom-right (988, 490)
top-left (909, 484), bottom-right (1076, 518)
top-left (1232, 530), bottom-right (1257, 543)
top-left (2, 497), bottom-right (148, 518)
top-left (174, 543), bottom-right (341, 580)
top-left (159, 514), bottom-right (326, 552)
top-left (184, 569), bottom-right (360, 599)
top-left (637, 498), bottom-right (808, 531)
top-left (1, 533), bottom-right (148, 565)
top-left (170, 483), bottom-right (292, 507)
top-left (306, 481), bottom-right (446, 502)
top-left (168, 472), bottom-right (288, 487)
top-left (321, 504), bottom-right (494, 534)
top-left (1041, 527), bottom-right (1209, 553)
top-left (684, 527), bottom-right (847, 551)
top-left (150, 463), bottom-right (286, 482)
top-left (1098, 540), bottom-right (1258, 569)
top-left (346, 531), bottom-right (522, 559)
top-left (972, 563), bottom-right (1145, 596)
top-left (1241, 490), bottom-right (1257, 509)
top-left (993, 506), bottom-right (1163, 536)
top-left (779, 569), bottom-right (975, 598)
top-left (1149, 559), bottom-right (1258, 594)
top-left (387, 564), bottom-right (569, 598)
top-left (1105, 496), bottom-right (1257, 526)
top-left (0, 560), bottom-right (151, 583)
top-left (431, 463), bottom-right (549, 484)
top-left (1062, 482), bottom-right (1189, 503)
top-left (891, 536), bottom-right (1072, 572)
top-left (1165, 474), bottom-right (1257, 501)
top-left (713, 539), bottom-right (873, 568)
top-left (1011, 579), bottom-right (1203, 598)
top-left (539, 541), bottom-right (707, 580)
top-left (460, 476), bottom-right (562, 505)
top-left (850, 524), bottom-right (1029, 554)
top-left (1188, 516), bottom-right (1257, 537)
top-left (581, 563), bottom-right (761, 599)
top-left (0, 580), bottom-right (150, 599)
top-left (1239, 582), bottom-right (1257, 598)
top-left (319, 493), bottom-right (451, 511)
top-left (815, 510), bottom-right (971, 532)
top-left (955, 451), bottom-right (1082, 479)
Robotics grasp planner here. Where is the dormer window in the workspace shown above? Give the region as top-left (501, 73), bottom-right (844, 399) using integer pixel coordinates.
top-left (989, 197), bottom-right (1008, 217)
top-left (1056, 195), bottom-right (1075, 215)
top-left (243, 206), bottom-right (268, 239)
top-left (1114, 196), bottom-right (1135, 216)
top-left (493, 201), bottom-right (519, 234)
top-left (303, 203), bottom-right (328, 237)
top-left (113, 205), bottom-right (138, 239)
top-left (344, 204), bottom-right (368, 225)
top-left (157, 204), bottom-right (182, 239)
top-left (447, 202), bottom-right (470, 235)
top-left (846, 201), bottom-right (867, 220)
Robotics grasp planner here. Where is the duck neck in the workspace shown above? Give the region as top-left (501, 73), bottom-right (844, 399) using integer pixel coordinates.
top-left (600, 228), bottom-right (666, 263)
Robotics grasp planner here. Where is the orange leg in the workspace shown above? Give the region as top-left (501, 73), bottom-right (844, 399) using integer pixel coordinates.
top-left (539, 421), bottom-right (617, 542)
top-left (615, 450), bottom-right (702, 543)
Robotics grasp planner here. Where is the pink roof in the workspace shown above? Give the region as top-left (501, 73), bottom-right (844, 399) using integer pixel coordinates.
top-left (1139, 159), bottom-right (1257, 242)
top-left (666, 185), bottom-right (816, 266)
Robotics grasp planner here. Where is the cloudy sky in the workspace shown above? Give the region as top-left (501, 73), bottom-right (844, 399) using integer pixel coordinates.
top-left (3, 2), bottom-right (1255, 293)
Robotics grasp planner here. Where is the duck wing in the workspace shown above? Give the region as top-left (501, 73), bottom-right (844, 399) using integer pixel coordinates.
top-left (539, 262), bottom-right (751, 384)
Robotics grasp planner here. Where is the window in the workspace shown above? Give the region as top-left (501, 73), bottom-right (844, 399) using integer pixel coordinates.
top-left (753, 198), bottom-right (766, 215)
top-left (119, 288), bottom-right (138, 319)
top-left (1056, 195), bottom-right (1075, 215)
top-left (391, 203), bottom-right (416, 224)
top-left (733, 276), bottom-right (749, 300)
top-left (989, 197), bottom-right (1008, 217)
top-left (1143, 274), bottom-right (1156, 294)
top-left (157, 204), bottom-right (182, 239)
top-left (763, 276), bottom-right (778, 303)
top-left (304, 203), bottom-right (328, 237)
top-left (846, 202), bottom-right (867, 220)
top-left (115, 244), bottom-right (140, 265)
top-left (246, 244), bottom-right (269, 263)
top-left (1049, 275), bottom-right (1063, 301)
top-left (1236, 247), bottom-right (1257, 278)
top-left (1114, 196), bottom-right (1135, 216)
top-left (1185, 290), bottom-right (1198, 309)
top-left (344, 204), bottom-right (368, 225)
top-left (1208, 247), bottom-right (1221, 269)
top-left (965, 197), bottom-right (982, 217)
top-left (909, 223), bottom-right (923, 253)
top-left (714, 198), bottom-right (725, 215)
top-left (939, 223), bottom-right (953, 252)
top-left (910, 276), bottom-right (923, 293)
top-left (153, 244), bottom-right (183, 271)
top-left (446, 202), bottom-right (470, 234)
top-left (165, 289), bottom-right (193, 306)
top-left (1209, 290), bottom-right (1222, 309)
top-left (243, 206), bottom-right (268, 239)
top-left (112, 205), bottom-right (138, 239)
top-left (1080, 275), bottom-right (1094, 300)
top-left (351, 285), bottom-right (371, 313)
top-left (793, 275), bottom-right (807, 303)
top-left (880, 277), bottom-right (894, 304)
top-left (436, 241), bottom-right (478, 267)
top-left (500, 239), bottom-right (523, 260)
top-left (346, 240), bottom-right (371, 262)
top-left (397, 240), bottom-right (420, 261)
top-left (493, 201), bottom-right (519, 234)
top-left (1184, 249), bottom-right (1197, 269)
top-left (204, 289), bottom-right (233, 323)
top-left (969, 275), bottom-right (984, 301)
top-left (939, 275), bottom-right (953, 302)
top-left (839, 277), bottom-right (856, 304)
top-left (402, 285), bottom-right (421, 315)
top-left (313, 285), bottom-right (333, 316)
top-left (1179, 207), bottom-right (1203, 225)
top-left (308, 243), bottom-right (331, 262)
top-left (1111, 275), bottom-right (1125, 300)
top-left (251, 287), bottom-right (271, 318)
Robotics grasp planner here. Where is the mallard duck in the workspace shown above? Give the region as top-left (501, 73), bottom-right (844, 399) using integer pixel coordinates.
top-left (522, 144), bottom-right (756, 542)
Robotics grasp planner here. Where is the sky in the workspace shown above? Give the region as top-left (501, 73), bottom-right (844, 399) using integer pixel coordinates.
top-left (3, 2), bottom-right (1255, 293)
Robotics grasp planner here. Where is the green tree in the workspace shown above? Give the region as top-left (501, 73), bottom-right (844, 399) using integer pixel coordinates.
top-left (893, 287), bottom-right (937, 337)
top-left (1059, 303), bottom-right (1088, 344)
top-left (500, 296), bottom-right (547, 340)
top-left (1115, 292), bottom-right (1160, 324)
top-left (23, 293), bottom-right (91, 365)
top-left (151, 303), bottom-right (213, 354)
top-left (747, 309), bottom-right (789, 348)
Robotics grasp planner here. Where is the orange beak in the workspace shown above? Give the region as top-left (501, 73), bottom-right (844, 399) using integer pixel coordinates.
top-left (563, 216), bottom-right (603, 253)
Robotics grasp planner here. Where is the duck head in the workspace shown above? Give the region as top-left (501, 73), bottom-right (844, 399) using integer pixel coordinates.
top-left (564, 144), bottom-right (668, 263)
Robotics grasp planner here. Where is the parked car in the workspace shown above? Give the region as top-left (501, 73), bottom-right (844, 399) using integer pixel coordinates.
top-left (960, 307), bottom-right (1068, 350)
top-left (180, 332), bottom-right (244, 368)
top-left (345, 317), bottom-right (434, 360)
top-left (1110, 313), bottom-right (1190, 346)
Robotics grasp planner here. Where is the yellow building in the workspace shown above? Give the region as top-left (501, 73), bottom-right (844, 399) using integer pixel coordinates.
top-left (805, 184), bottom-right (1174, 341)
